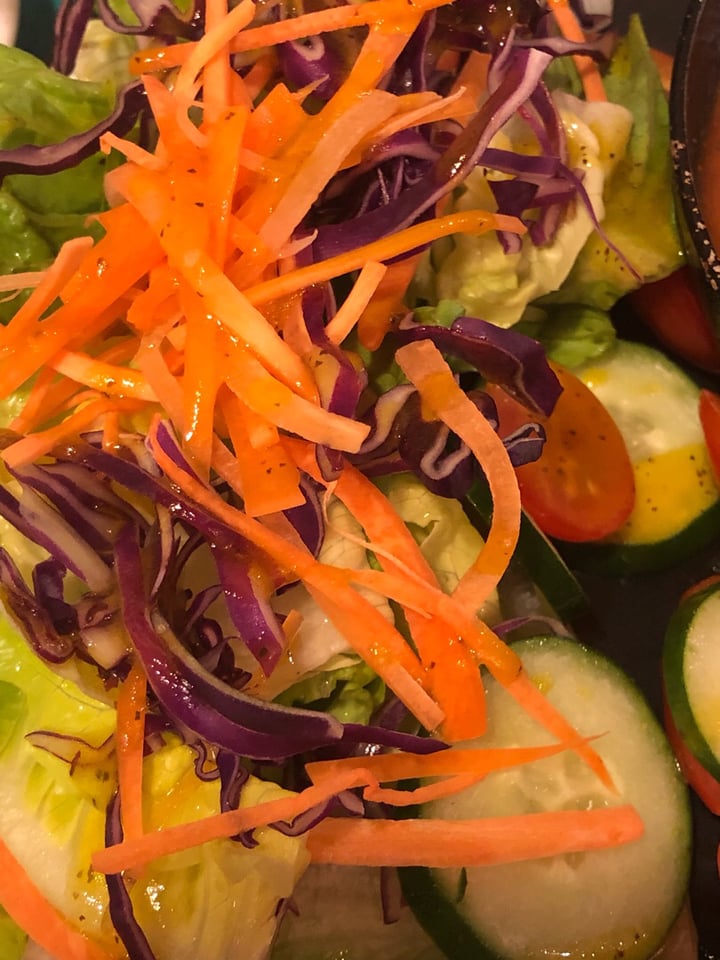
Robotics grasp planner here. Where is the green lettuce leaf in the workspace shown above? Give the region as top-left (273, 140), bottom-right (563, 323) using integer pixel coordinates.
top-left (546, 16), bottom-right (684, 310)
top-left (0, 604), bottom-right (308, 958)
top-left (276, 661), bottom-right (385, 725)
top-left (515, 304), bottom-right (617, 369)
top-left (0, 45), bottom-right (126, 321)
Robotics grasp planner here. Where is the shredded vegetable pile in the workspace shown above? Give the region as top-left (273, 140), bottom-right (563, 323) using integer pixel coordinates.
top-left (0, 0), bottom-right (692, 957)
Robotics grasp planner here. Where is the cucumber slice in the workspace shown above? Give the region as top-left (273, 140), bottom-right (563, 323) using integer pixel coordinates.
top-left (560, 340), bottom-right (720, 574)
top-left (271, 865), bottom-right (444, 960)
top-left (663, 580), bottom-right (720, 785)
top-left (401, 636), bottom-right (691, 960)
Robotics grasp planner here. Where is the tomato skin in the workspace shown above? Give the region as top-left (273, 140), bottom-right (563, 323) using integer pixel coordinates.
top-left (663, 692), bottom-right (720, 816)
top-left (699, 388), bottom-right (720, 484)
top-left (629, 267), bottom-right (720, 374)
top-left (486, 363), bottom-right (635, 543)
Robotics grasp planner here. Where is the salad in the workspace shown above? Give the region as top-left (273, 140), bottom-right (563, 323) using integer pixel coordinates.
top-left (0, 0), bottom-right (716, 957)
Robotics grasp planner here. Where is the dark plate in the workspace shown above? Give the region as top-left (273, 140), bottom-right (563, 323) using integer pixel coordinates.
top-left (669, 0), bottom-right (720, 340)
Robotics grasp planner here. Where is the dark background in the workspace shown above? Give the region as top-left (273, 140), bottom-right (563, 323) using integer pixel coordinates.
top-left (615, 0), bottom-right (688, 52)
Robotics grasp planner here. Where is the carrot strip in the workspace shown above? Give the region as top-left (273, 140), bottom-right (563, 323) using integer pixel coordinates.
top-left (49, 351), bottom-right (157, 401)
top-left (307, 740), bottom-right (592, 786)
top-left (173, 0), bottom-right (256, 108)
top-left (247, 90), bottom-right (399, 259)
top-left (205, 108), bottom-right (249, 262)
top-left (348, 566), bottom-right (520, 684)
top-left (111, 163), bottom-right (319, 403)
top-left (0, 270), bottom-right (45, 293)
top-left (200, 0), bottom-right (233, 128)
top-left (306, 805), bottom-right (644, 867)
top-left (547, 0), bottom-right (606, 102)
top-left (135, 339), bottom-right (186, 431)
top-left (219, 382), bottom-right (278, 448)
top-left (0, 838), bottom-right (115, 960)
top-left (3, 398), bottom-right (144, 469)
top-left (449, 50), bottom-right (490, 108)
top-left (363, 774), bottom-right (484, 806)
top-left (241, 51), bottom-right (277, 102)
top-left (357, 253), bottom-right (422, 350)
top-left (325, 262), bottom-right (387, 345)
top-left (284, 445), bottom-right (495, 738)
top-left (177, 281), bottom-right (220, 476)
top-left (242, 210), bottom-right (524, 306)
top-left (344, 87), bottom-right (476, 166)
top-left (224, 340), bottom-right (369, 453)
top-left (116, 661), bottom-right (148, 842)
top-left (0, 236), bottom-right (93, 343)
top-left (92, 768), bottom-right (372, 874)
top-left (99, 131), bottom-right (166, 170)
top-left (395, 340), bottom-right (521, 617)
top-left (221, 392), bottom-right (305, 515)
top-left (0, 208), bottom-right (164, 399)
top-left (125, 265), bottom-right (179, 334)
top-left (102, 410), bottom-right (121, 451)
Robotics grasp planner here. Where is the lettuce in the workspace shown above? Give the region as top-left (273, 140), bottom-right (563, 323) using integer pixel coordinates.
top-left (545, 16), bottom-right (685, 309)
top-left (0, 605), bottom-right (308, 958)
top-left (0, 45), bottom-right (125, 321)
top-left (515, 303), bottom-right (617, 369)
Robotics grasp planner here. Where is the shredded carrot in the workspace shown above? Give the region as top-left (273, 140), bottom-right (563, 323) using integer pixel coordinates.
top-left (547, 0), bottom-right (606, 102)
top-left (93, 767), bottom-right (372, 874)
top-left (306, 739), bottom-right (593, 785)
top-left (285, 442), bottom-right (493, 739)
top-left (449, 50), bottom-right (491, 110)
top-left (130, 0), bottom-right (453, 74)
top-left (116, 661), bottom-right (148, 842)
top-left (324, 261), bottom-right (387, 345)
top-left (221, 391), bottom-right (305, 515)
top-left (357, 253), bottom-right (423, 350)
top-left (306, 805), bottom-right (644, 866)
top-left (48, 350), bottom-right (157, 402)
top-left (362, 774), bottom-right (485, 806)
top-left (146, 420), bottom-right (443, 728)
top-left (102, 410), bottom-right (121, 451)
top-left (3, 397), bottom-right (144, 469)
top-left (0, 838), bottom-right (116, 960)
top-left (174, 0), bottom-right (256, 109)
top-left (395, 339), bottom-right (522, 617)
top-left (241, 210), bottom-right (525, 306)
top-left (0, 236), bottom-right (93, 341)
top-left (99, 131), bottom-right (166, 170)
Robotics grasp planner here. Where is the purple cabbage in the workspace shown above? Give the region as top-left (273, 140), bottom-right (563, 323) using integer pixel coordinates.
top-left (104, 794), bottom-right (158, 960)
top-left (393, 313), bottom-right (562, 416)
top-left (53, 0), bottom-right (203, 75)
top-left (114, 524), bottom-right (346, 761)
top-left (277, 34), bottom-right (345, 100)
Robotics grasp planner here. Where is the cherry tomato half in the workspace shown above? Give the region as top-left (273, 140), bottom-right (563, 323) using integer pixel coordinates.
top-left (486, 362), bottom-right (635, 543)
top-left (629, 267), bottom-right (720, 374)
top-left (699, 388), bottom-right (720, 484)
